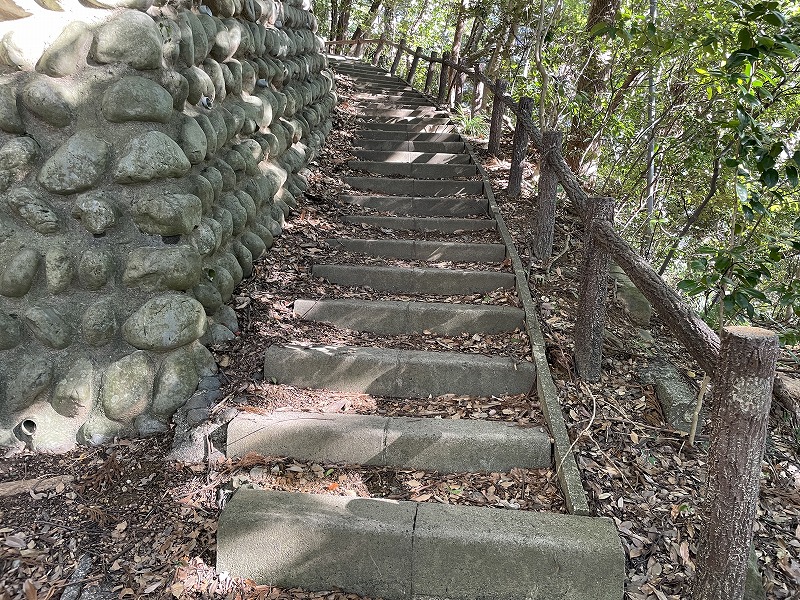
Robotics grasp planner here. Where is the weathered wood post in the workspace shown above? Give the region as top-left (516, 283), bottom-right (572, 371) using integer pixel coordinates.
top-left (424, 51), bottom-right (438, 94)
top-left (507, 96), bottom-right (534, 198)
top-left (471, 63), bottom-right (484, 117)
top-left (353, 34), bottom-right (365, 58)
top-left (407, 46), bottom-right (423, 84)
top-left (390, 38), bottom-right (406, 76)
top-left (694, 326), bottom-right (779, 600)
top-left (372, 34), bottom-right (386, 66)
top-left (574, 196), bottom-right (614, 382)
top-left (488, 78), bottom-right (508, 156)
top-left (437, 51), bottom-right (451, 106)
top-left (534, 130), bottom-right (563, 261)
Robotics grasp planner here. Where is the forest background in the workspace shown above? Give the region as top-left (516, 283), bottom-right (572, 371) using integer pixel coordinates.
top-left (318, 0), bottom-right (800, 350)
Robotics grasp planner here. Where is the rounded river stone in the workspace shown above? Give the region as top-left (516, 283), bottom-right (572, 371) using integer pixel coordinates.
top-left (51, 358), bottom-right (95, 419)
top-left (78, 249), bottom-right (114, 290)
top-left (114, 131), bottom-right (191, 183)
top-left (133, 192), bottom-right (202, 236)
top-left (92, 10), bottom-right (162, 70)
top-left (6, 356), bottom-right (52, 413)
top-left (24, 305), bottom-right (73, 349)
top-left (82, 299), bottom-right (117, 347)
top-left (36, 21), bottom-right (93, 78)
top-left (6, 187), bottom-right (60, 234)
top-left (180, 116), bottom-right (208, 164)
top-left (122, 245), bottom-right (202, 291)
top-left (21, 77), bottom-right (73, 128)
top-left (45, 246), bottom-right (74, 294)
top-left (0, 312), bottom-right (22, 349)
top-left (102, 75), bottom-right (173, 123)
top-left (0, 84), bottom-right (24, 134)
top-left (151, 346), bottom-right (199, 418)
top-left (122, 295), bottom-right (206, 351)
top-left (72, 191), bottom-right (117, 235)
top-left (102, 351), bottom-right (154, 423)
top-left (0, 248), bottom-right (40, 297)
top-left (38, 131), bottom-right (110, 194)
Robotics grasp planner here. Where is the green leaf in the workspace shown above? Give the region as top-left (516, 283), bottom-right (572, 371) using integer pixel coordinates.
top-left (736, 181), bottom-right (749, 202)
top-left (787, 165), bottom-right (798, 188)
top-left (763, 11), bottom-right (785, 26)
top-left (761, 168), bottom-right (779, 187)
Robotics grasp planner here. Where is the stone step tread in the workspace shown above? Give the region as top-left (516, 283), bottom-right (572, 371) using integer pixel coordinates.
top-left (350, 151), bottom-right (471, 164)
top-left (359, 123), bottom-right (455, 132)
top-left (354, 140), bottom-right (467, 153)
top-left (357, 109), bottom-right (448, 117)
top-left (293, 298), bottom-right (524, 335)
top-left (263, 343), bottom-right (535, 398)
top-left (348, 161), bottom-right (478, 179)
top-left (355, 131), bottom-right (462, 142)
top-left (227, 411), bottom-right (550, 472)
top-left (312, 263), bottom-right (514, 295)
top-left (324, 238), bottom-right (506, 262)
top-left (217, 488), bottom-right (625, 600)
top-left (344, 176), bottom-right (484, 197)
top-left (359, 117), bottom-right (452, 125)
top-left (344, 215), bottom-right (494, 232)
top-left (339, 195), bottom-right (487, 217)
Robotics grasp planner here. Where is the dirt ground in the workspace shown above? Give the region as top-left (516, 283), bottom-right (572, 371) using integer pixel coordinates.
top-left (1, 69), bottom-right (799, 600)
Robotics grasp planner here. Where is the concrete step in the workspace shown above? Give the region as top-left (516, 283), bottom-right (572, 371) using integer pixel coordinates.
top-left (356, 102), bottom-right (437, 110)
top-left (344, 215), bottom-right (494, 233)
top-left (217, 488), bottom-right (625, 600)
top-left (348, 161), bottom-right (478, 179)
top-left (339, 194), bottom-right (487, 217)
top-left (354, 140), bottom-right (467, 153)
top-left (324, 238), bottom-right (506, 262)
top-left (345, 176), bottom-right (484, 196)
top-left (263, 343), bottom-right (535, 398)
top-left (351, 82), bottom-right (417, 92)
top-left (358, 122), bottom-right (455, 133)
top-left (227, 411), bottom-right (550, 472)
top-left (350, 150), bottom-right (471, 164)
top-left (360, 117), bottom-right (452, 125)
top-left (355, 130), bottom-right (463, 142)
top-left (358, 108), bottom-right (446, 117)
top-left (353, 94), bottom-right (432, 104)
top-left (293, 298), bottom-right (524, 335)
top-left (312, 263), bottom-right (513, 294)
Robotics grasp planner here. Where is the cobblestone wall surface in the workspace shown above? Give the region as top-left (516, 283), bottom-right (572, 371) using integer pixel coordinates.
top-left (0, 0), bottom-right (335, 451)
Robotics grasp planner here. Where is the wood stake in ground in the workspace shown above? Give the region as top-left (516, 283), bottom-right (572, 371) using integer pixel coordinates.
top-left (694, 326), bottom-right (779, 600)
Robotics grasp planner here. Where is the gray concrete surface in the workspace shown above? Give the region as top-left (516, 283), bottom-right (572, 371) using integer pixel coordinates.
top-left (349, 151), bottom-right (472, 164)
top-left (344, 176), bottom-right (484, 196)
top-left (348, 161), bottom-right (478, 178)
top-left (293, 298), bottom-right (524, 334)
top-left (217, 488), bottom-right (415, 599)
top-left (226, 411), bottom-right (551, 471)
top-left (359, 122), bottom-right (455, 133)
top-left (312, 263), bottom-right (514, 294)
top-left (323, 238), bottom-right (506, 261)
top-left (339, 195), bottom-right (487, 217)
top-left (343, 214), bottom-right (494, 232)
top-left (217, 488), bottom-right (625, 600)
top-left (263, 343), bottom-right (535, 398)
top-left (354, 140), bottom-right (467, 153)
top-left (354, 131), bottom-right (462, 142)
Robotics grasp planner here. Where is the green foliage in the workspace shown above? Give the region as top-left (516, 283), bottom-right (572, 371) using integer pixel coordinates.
top-left (451, 105), bottom-right (490, 138)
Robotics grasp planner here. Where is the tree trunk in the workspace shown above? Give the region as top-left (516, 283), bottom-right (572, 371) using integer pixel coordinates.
top-left (508, 96), bottom-right (535, 198)
top-left (447, 0), bottom-right (468, 104)
top-left (488, 78), bottom-right (508, 156)
top-left (329, 0), bottom-right (339, 42)
top-left (534, 131), bottom-right (562, 261)
top-left (574, 197), bottom-right (614, 381)
top-left (350, 0), bottom-right (382, 45)
top-left (694, 326), bottom-right (778, 600)
top-left (564, 0), bottom-right (621, 174)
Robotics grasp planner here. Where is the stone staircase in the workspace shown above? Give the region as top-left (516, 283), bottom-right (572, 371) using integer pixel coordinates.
top-left (216, 56), bottom-right (624, 599)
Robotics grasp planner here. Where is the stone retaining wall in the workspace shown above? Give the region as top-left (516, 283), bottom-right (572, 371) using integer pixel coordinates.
top-left (0, 0), bottom-right (335, 451)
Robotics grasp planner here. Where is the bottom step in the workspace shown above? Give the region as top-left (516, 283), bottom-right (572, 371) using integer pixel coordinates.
top-left (217, 488), bottom-right (625, 600)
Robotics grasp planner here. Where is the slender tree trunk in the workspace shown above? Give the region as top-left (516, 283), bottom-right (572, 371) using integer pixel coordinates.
top-left (447, 0), bottom-right (468, 104)
top-left (330, 0), bottom-right (339, 42)
top-left (565, 0), bottom-right (621, 174)
top-left (350, 0), bottom-right (383, 44)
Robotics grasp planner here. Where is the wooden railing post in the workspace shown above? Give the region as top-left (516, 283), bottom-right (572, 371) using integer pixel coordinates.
top-left (471, 63), bottom-right (484, 117)
top-left (574, 196), bottom-right (614, 382)
top-left (488, 78), bottom-right (507, 156)
top-left (424, 51), bottom-right (438, 94)
top-left (534, 130), bottom-right (563, 261)
top-left (507, 96), bottom-right (534, 198)
top-left (694, 326), bottom-right (778, 600)
top-left (372, 34), bottom-right (386, 66)
top-left (353, 34), bottom-right (365, 58)
top-left (437, 51), bottom-right (450, 106)
top-left (390, 38), bottom-right (406, 76)
top-left (407, 46), bottom-right (422, 83)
